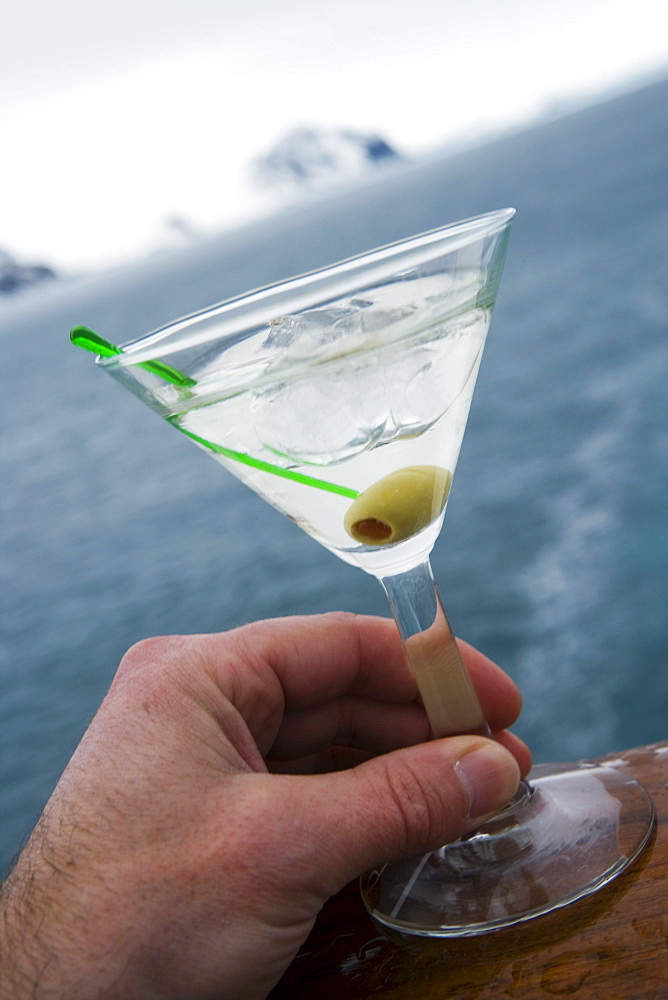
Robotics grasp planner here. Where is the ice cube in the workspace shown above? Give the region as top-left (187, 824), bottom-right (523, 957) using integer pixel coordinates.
top-left (381, 313), bottom-right (486, 438)
top-left (263, 306), bottom-right (362, 366)
top-left (251, 358), bottom-right (389, 465)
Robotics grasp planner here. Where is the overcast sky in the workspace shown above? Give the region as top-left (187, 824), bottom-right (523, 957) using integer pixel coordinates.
top-left (2, 0), bottom-right (666, 270)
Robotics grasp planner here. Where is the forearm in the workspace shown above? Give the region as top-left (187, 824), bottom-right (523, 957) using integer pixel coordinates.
top-left (0, 818), bottom-right (140, 1000)
top-left (1, 842), bottom-right (75, 998)
top-left (0, 854), bottom-right (56, 999)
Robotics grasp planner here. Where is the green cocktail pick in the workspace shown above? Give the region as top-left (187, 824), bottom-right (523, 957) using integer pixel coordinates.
top-left (168, 422), bottom-right (358, 498)
top-left (70, 325), bottom-right (358, 500)
top-left (70, 326), bottom-right (197, 387)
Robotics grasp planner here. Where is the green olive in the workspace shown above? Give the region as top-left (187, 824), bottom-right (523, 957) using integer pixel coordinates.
top-left (344, 465), bottom-right (452, 546)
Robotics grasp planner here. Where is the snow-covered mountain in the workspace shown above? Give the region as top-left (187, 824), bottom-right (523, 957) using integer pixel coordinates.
top-left (251, 126), bottom-right (402, 193)
top-left (0, 248), bottom-right (56, 295)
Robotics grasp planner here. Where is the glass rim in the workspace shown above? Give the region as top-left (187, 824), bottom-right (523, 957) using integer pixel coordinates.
top-left (102, 207), bottom-right (514, 367)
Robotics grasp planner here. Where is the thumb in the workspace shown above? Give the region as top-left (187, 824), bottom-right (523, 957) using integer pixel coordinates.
top-left (310, 736), bottom-right (521, 893)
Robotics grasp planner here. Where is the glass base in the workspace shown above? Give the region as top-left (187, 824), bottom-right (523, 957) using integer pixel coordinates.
top-left (360, 762), bottom-right (656, 938)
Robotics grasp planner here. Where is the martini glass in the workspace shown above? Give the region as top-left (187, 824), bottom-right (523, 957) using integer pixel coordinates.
top-left (71, 209), bottom-right (655, 936)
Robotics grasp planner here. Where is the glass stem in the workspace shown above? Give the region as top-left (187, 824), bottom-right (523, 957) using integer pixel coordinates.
top-left (379, 559), bottom-right (490, 739)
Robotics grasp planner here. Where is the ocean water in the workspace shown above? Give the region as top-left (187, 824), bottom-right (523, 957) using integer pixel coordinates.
top-left (2, 78), bottom-right (667, 874)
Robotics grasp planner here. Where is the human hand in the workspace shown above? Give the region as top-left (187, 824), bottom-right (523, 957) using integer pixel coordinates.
top-left (0, 613), bottom-right (529, 999)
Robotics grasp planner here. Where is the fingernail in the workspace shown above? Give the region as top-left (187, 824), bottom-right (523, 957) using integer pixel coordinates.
top-left (455, 742), bottom-right (520, 820)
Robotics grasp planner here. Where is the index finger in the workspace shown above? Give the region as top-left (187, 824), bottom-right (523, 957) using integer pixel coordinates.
top-left (224, 611), bottom-right (522, 729)
top-left (230, 612), bottom-right (416, 710)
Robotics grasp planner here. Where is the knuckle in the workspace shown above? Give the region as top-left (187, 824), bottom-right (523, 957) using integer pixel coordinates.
top-left (321, 610), bottom-right (363, 629)
top-left (114, 634), bottom-right (189, 683)
top-left (382, 757), bottom-right (444, 854)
